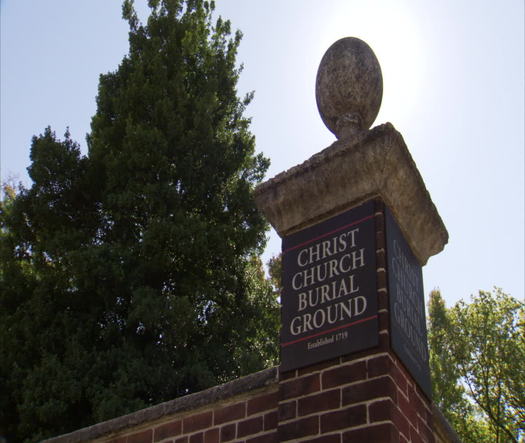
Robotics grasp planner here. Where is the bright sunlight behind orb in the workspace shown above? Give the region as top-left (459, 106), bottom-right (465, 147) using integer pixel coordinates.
top-left (320, 0), bottom-right (425, 128)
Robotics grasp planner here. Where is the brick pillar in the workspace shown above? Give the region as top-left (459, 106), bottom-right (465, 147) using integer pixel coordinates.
top-left (254, 123), bottom-right (448, 442)
top-left (271, 200), bottom-right (435, 442)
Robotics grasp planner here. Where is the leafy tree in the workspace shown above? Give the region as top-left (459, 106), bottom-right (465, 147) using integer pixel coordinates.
top-left (428, 289), bottom-right (525, 443)
top-left (267, 252), bottom-right (282, 296)
top-left (0, 1), bottom-right (279, 441)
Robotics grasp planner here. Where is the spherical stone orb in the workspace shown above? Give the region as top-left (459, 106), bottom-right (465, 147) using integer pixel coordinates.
top-left (316, 37), bottom-right (383, 139)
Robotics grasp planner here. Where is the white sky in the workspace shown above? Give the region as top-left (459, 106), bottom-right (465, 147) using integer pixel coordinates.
top-left (1, 0), bottom-right (524, 307)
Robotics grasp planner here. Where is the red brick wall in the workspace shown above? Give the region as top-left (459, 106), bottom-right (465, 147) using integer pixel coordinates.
top-left (278, 350), bottom-right (434, 442)
top-left (89, 347), bottom-right (436, 443)
top-left (98, 352), bottom-right (435, 443)
top-left (100, 388), bottom-right (279, 443)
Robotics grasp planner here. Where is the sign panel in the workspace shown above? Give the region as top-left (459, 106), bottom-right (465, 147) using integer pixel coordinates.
top-left (281, 200), bottom-right (378, 371)
top-left (385, 207), bottom-right (432, 399)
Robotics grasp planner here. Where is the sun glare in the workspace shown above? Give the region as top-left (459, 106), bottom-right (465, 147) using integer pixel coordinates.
top-left (321, 1), bottom-right (425, 127)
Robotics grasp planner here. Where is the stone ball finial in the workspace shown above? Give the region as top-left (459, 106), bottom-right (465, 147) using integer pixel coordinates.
top-left (316, 37), bottom-right (383, 139)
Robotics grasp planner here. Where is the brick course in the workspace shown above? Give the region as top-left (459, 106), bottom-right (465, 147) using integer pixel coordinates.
top-left (274, 348), bottom-right (438, 442)
top-left (101, 385), bottom-right (280, 443)
top-left (42, 352), bottom-right (455, 443)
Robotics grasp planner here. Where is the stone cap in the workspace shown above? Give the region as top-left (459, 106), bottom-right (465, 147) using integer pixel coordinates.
top-left (43, 367), bottom-right (278, 443)
top-left (254, 123), bottom-right (448, 265)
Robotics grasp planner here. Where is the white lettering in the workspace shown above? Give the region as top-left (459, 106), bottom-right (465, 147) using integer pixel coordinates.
top-left (298, 292), bottom-right (308, 311)
top-left (290, 316), bottom-right (302, 335)
top-left (292, 272), bottom-right (303, 290)
top-left (297, 248), bottom-right (309, 267)
top-left (351, 248), bottom-right (365, 269)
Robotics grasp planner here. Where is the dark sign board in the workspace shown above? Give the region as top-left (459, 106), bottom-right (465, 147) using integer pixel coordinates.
top-left (385, 207), bottom-right (432, 399)
top-left (280, 200), bottom-right (378, 371)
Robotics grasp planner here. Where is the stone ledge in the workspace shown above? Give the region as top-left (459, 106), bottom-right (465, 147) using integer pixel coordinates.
top-left (43, 367), bottom-right (278, 443)
top-left (254, 123), bottom-right (448, 265)
top-left (432, 404), bottom-right (463, 443)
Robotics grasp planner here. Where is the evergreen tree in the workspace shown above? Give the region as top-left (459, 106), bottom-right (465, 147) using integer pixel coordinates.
top-left (0, 2), bottom-right (279, 441)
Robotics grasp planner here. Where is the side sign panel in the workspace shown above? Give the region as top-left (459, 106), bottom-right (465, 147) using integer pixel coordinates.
top-left (386, 207), bottom-right (432, 399)
top-left (281, 200), bottom-right (378, 372)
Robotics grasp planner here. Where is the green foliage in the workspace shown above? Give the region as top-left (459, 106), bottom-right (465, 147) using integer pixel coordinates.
top-left (428, 289), bottom-right (525, 443)
top-left (0, 2), bottom-right (279, 441)
top-left (267, 253), bottom-right (282, 295)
